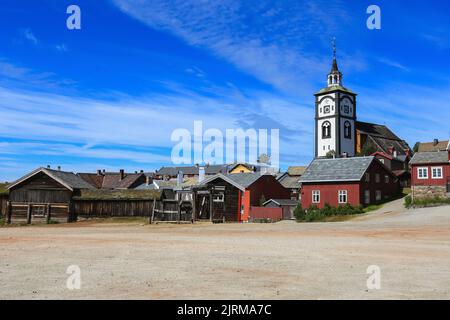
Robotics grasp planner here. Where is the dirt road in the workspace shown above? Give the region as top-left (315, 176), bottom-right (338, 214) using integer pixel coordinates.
top-left (1, 203), bottom-right (449, 299)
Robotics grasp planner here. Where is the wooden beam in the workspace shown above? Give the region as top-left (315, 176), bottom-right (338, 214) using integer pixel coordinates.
top-left (46, 203), bottom-right (51, 224)
top-left (26, 204), bottom-right (32, 224)
top-left (6, 201), bottom-right (12, 224)
top-left (209, 187), bottom-right (213, 222)
top-left (150, 198), bottom-right (156, 224)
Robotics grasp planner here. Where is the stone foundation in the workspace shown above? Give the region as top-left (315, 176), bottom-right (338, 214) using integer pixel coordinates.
top-left (412, 185), bottom-right (447, 199)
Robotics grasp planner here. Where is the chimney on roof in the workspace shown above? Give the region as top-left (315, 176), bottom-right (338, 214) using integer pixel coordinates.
top-left (119, 169), bottom-right (125, 181)
top-left (146, 175), bottom-right (152, 186)
top-left (57, 166), bottom-right (61, 171)
top-left (140, 170), bottom-right (144, 173)
top-left (433, 138), bottom-right (439, 146)
top-left (97, 169), bottom-right (102, 175)
top-left (102, 169), bottom-right (106, 174)
top-left (47, 165), bottom-right (51, 169)
top-left (198, 166), bottom-right (205, 182)
top-left (177, 171), bottom-right (183, 186)
top-left (134, 171), bottom-right (138, 174)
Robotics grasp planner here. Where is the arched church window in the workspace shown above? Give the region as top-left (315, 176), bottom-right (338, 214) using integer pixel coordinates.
top-left (322, 121), bottom-right (331, 139)
top-left (344, 121), bottom-right (351, 139)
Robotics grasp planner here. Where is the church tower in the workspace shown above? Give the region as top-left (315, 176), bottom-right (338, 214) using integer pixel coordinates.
top-left (314, 39), bottom-right (357, 158)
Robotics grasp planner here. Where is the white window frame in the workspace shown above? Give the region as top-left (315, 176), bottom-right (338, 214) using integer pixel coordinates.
top-left (417, 167), bottom-right (428, 179)
top-left (338, 190), bottom-right (348, 204)
top-left (431, 166), bottom-right (443, 179)
top-left (312, 190), bottom-right (320, 204)
top-left (384, 175), bottom-right (389, 184)
top-left (376, 190), bottom-right (382, 201)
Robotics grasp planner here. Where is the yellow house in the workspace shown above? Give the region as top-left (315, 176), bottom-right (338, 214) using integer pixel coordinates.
top-left (228, 163), bottom-right (255, 174)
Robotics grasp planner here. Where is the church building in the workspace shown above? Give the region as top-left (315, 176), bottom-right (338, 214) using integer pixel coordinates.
top-left (314, 45), bottom-right (411, 161)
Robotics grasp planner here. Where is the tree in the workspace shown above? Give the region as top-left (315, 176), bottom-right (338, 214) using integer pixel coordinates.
top-left (325, 150), bottom-right (336, 158)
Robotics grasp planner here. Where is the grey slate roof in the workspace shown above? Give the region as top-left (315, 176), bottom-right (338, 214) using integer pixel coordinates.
top-left (156, 165), bottom-right (227, 176)
top-left (410, 151), bottom-right (449, 165)
top-left (8, 167), bottom-right (95, 191)
top-left (299, 157), bottom-right (375, 183)
top-left (200, 173), bottom-right (265, 191)
top-left (263, 199), bottom-right (298, 206)
top-left (277, 173), bottom-right (301, 189)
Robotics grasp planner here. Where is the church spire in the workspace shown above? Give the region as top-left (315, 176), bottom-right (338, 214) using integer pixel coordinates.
top-left (328, 37), bottom-right (342, 87)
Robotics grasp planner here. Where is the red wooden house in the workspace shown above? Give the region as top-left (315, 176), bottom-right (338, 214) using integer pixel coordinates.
top-left (410, 148), bottom-right (450, 200)
top-left (195, 173), bottom-right (290, 222)
top-left (299, 156), bottom-right (400, 209)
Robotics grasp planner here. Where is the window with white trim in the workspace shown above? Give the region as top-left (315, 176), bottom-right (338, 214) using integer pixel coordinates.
top-left (376, 190), bottom-right (382, 201)
top-left (375, 173), bottom-right (380, 183)
top-left (338, 190), bottom-right (348, 204)
top-left (312, 190), bottom-right (320, 204)
top-left (431, 167), bottom-right (443, 179)
top-left (384, 175), bottom-right (389, 183)
top-left (417, 167), bottom-right (428, 179)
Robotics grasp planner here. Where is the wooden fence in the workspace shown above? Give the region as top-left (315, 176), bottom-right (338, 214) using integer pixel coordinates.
top-left (73, 199), bottom-right (154, 218)
top-left (5, 202), bottom-right (71, 224)
top-left (0, 195), bottom-right (8, 218)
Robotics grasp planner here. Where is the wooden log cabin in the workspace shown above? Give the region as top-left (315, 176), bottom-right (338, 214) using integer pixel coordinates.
top-left (6, 167), bottom-right (94, 223)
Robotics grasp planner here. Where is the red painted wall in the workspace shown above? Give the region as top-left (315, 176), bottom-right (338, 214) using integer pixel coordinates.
top-left (248, 207), bottom-right (283, 221)
top-left (241, 175), bottom-right (290, 222)
top-left (411, 163), bottom-right (450, 187)
top-left (301, 159), bottom-right (400, 209)
top-left (301, 182), bottom-right (360, 209)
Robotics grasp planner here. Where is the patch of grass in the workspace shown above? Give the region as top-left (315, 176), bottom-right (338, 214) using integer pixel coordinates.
top-left (402, 187), bottom-right (411, 195)
top-left (404, 195), bottom-right (450, 209)
top-left (0, 218), bottom-right (5, 226)
top-left (363, 204), bottom-right (382, 213)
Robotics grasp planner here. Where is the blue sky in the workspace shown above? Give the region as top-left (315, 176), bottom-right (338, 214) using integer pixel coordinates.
top-left (0, 0), bottom-right (449, 181)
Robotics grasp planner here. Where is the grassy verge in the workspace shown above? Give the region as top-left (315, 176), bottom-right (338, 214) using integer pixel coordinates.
top-left (294, 204), bottom-right (364, 222)
top-left (404, 195), bottom-right (450, 208)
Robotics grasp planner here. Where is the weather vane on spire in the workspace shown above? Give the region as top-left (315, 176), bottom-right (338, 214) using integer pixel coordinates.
top-left (332, 37), bottom-right (336, 59)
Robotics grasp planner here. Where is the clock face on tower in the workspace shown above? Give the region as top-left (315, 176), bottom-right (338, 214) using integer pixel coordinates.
top-left (341, 97), bottom-right (353, 116)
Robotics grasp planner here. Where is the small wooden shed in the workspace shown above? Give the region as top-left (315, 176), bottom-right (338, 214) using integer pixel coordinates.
top-left (6, 167), bottom-right (94, 223)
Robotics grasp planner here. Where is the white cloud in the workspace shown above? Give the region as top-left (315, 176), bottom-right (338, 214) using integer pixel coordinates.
top-left (112, 0), bottom-right (353, 94)
top-left (21, 28), bottom-right (39, 45)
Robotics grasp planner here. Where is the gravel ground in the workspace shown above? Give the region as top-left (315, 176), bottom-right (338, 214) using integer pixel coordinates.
top-left (1, 201), bottom-right (449, 300)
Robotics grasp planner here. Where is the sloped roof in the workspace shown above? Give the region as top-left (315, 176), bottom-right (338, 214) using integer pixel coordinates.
top-left (156, 165), bottom-right (227, 176)
top-left (77, 172), bottom-right (145, 189)
top-left (287, 166), bottom-right (307, 176)
top-left (315, 85), bottom-right (355, 95)
top-left (263, 199), bottom-right (298, 206)
top-left (410, 151), bottom-right (449, 165)
top-left (7, 167), bottom-right (94, 191)
top-left (417, 140), bottom-right (449, 152)
top-left (357, 121), bottom-right (411, 156)
top-left (200, 173), bottom-right (266, 191)
top-left (299, 157), bottom-right (375, 183)
top-left (277, 173), bottom-right (301, 189)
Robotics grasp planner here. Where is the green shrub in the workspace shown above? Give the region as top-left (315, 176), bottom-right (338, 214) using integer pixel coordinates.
top-left (293, 204), bottom-right (306, 221)
top-left (0, 218), bottom-right (5, 226)
top-left (295, 203), bottom-right (363, 222)
top-left (404, 195), bottom-right (412, 208)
